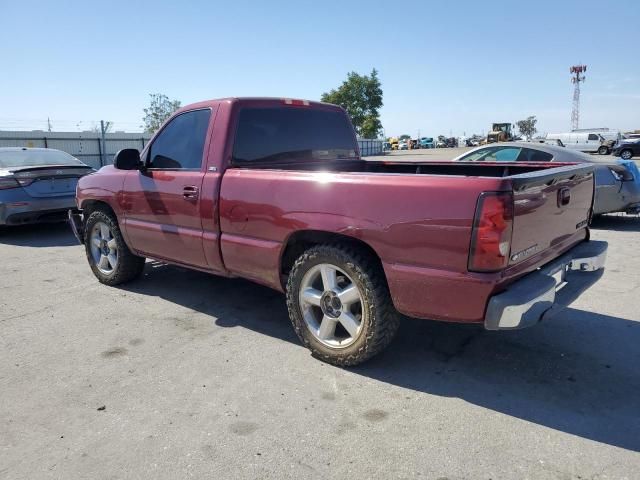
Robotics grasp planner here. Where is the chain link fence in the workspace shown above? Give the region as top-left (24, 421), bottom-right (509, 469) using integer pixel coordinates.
top-left (0, 131), bottom-right (151, 169)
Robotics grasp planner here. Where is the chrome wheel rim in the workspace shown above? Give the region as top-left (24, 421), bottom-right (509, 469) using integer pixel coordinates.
top-left (621, 150), bottom-right (632, 160)
top-left (298, 263), bottom-right (365, 348)
top-left (90, 221), bottom-right (118, 275)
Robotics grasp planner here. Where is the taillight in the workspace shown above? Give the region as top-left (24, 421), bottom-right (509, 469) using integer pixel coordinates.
top-left (0, 177), bottom-right (20, 190)
top-left (16, 178), bottom-right (35, 187)
top-left (468, 192), bottom-right (514, 272)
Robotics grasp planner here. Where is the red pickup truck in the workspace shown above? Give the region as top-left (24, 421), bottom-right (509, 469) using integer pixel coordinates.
top-left (69, 98), bottom-right (607, 365)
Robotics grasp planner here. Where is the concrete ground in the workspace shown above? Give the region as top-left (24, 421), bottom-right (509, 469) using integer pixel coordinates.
top-left (1, 217), bottom-right (639, 479)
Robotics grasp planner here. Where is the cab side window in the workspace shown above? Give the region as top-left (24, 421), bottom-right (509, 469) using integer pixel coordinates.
top-left (588, 134), bottom-right (599, 141)
top-left (148, 109), bottom-right (211, 169)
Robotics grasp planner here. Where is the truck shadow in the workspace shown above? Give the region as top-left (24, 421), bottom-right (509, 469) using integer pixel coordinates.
top-left (591, 214), bottom-right (640, 232)
top-left (0, 222), bottom-right (79, 247)
top-left (123, 262), bottom-right (640, 452)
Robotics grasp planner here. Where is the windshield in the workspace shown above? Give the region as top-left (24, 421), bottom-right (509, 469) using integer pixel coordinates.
top-left (232, 107), bottom-right (358, 165)
top-left (0, 149), bottom-right (83, 168)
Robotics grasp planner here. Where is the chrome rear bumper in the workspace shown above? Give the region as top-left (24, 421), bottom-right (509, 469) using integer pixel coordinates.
top-left (484, 240), bottom-right (608, 330)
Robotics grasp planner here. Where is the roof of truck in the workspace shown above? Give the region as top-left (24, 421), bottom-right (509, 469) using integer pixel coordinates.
top-left (178, 97), bottom-right (340, 112)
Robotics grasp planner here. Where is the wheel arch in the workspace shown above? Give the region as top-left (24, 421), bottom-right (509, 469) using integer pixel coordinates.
top-left (81, 199), bottom-right (117, 219)
top-left (279, 230), bottom-right (383, 288)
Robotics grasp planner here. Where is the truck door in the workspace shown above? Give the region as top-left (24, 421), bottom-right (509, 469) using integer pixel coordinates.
top-left (122, 108), bottom-right (211, 268)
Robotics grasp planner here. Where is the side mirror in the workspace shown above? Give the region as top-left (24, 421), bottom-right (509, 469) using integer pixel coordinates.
top-left (114, 149), bottom-right (142, 170)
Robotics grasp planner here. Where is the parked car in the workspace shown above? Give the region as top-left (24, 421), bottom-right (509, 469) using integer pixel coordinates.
top-left (453, 142), bottom-right (640, 215)
top-left (0, 147), bottom-right (94, 226)
top-left (545, 132), bottom-right (606, 154)
top-left (69, 98), bottom-right (607, 366)
top-left (612, 138), bottom-right (640, 160)
top-left (398, 141), bottom-right (408, 150)
top-left (419, 137), bottom-right (434, 149)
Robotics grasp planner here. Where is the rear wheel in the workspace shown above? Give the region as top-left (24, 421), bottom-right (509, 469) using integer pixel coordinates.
top-left (286, 245), bottom-right (400, 366)
top-left (84, 210), bottom-right (145, 285)
top-left (620, 149), bottom-right (633, 160)
top-left (598, 146), bottom-right (609, 155)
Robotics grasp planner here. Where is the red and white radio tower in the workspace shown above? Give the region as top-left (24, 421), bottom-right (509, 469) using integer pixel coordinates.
top-left (570, 65), bottom-right (587, 130)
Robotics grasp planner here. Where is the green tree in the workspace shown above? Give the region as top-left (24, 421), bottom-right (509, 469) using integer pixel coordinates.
top-left (516, 116), bottom-right (538, 140)
top-left (399, 134), bottom-right (411, 141)
top-left (142, 93), bottom-right (182, 133)
top-left (321, 69), bottom-right (383, 139)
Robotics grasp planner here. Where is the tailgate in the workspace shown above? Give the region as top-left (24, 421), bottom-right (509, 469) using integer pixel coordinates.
top-left (508, 164), bottom-right (594, 267)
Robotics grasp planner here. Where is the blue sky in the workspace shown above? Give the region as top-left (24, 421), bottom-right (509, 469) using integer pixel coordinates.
top-left (1, 0), bottom-right (638, 137)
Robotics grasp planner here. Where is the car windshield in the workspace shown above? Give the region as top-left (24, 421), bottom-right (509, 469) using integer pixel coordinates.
top-left (0, 149), bottom-right (83, 168)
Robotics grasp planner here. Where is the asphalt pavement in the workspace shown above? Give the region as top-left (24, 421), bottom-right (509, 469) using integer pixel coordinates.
top-left (1, 217), bottom-right (639, 479)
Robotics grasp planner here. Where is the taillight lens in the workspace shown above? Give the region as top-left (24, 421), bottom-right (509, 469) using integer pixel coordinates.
top-left (0, 177), bottom-right (20, 190)
top-left (468, 192), bottom-right (514, 272)
top-left (16, 178), bottom-right (35, 187)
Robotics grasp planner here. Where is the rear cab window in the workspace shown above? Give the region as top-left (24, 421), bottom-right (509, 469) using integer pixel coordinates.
top-left (232, 105), bottom-right (358, 167)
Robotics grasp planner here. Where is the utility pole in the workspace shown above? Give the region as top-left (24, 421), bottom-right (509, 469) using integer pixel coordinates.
top-left (47, 117), bottom-right (52, 132)
top-left (570, 65), bottom-right (587, 131)
top-left (100, 120), bottom-right (107, 166)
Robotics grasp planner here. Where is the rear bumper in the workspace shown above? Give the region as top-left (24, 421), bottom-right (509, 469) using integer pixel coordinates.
top-left (0, 196), bottom-right (76, 225)
top-left (484, 240), bottom-right (608, 330)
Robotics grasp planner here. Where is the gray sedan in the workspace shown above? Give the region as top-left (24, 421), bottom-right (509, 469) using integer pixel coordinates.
top-left (0, 148), bottom-right (94, 226)
top-left (453, 142), bottom-right (640, 215)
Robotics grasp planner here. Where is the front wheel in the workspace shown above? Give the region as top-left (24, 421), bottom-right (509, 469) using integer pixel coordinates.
top-left (598, 146), bottom-right (609, 155)
top-left (620, 149), bottom-right (633, 160)
top-left (84, 210), bottom-right (145, 285)
top-left (286, 245), bottom-right (400, 366)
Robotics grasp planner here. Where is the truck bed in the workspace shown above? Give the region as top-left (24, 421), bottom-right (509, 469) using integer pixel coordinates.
top-left (234, 158), bottom-right (578, 178)
top-left (219, 161), bottom-right (594, 322)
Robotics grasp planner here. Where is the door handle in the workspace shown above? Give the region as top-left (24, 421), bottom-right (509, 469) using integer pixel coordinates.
top-left (183, 185), bottom-right (199, 200)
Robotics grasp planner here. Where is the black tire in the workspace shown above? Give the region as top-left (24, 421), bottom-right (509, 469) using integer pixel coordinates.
top-left (286, 244), bottom-right (400, 366)
top-left (598, 146), bottom-right (609, 155)
top-left (620, 149), bottom-right (633, 160)
top-left (84, 210), bottom-right (145, 285)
